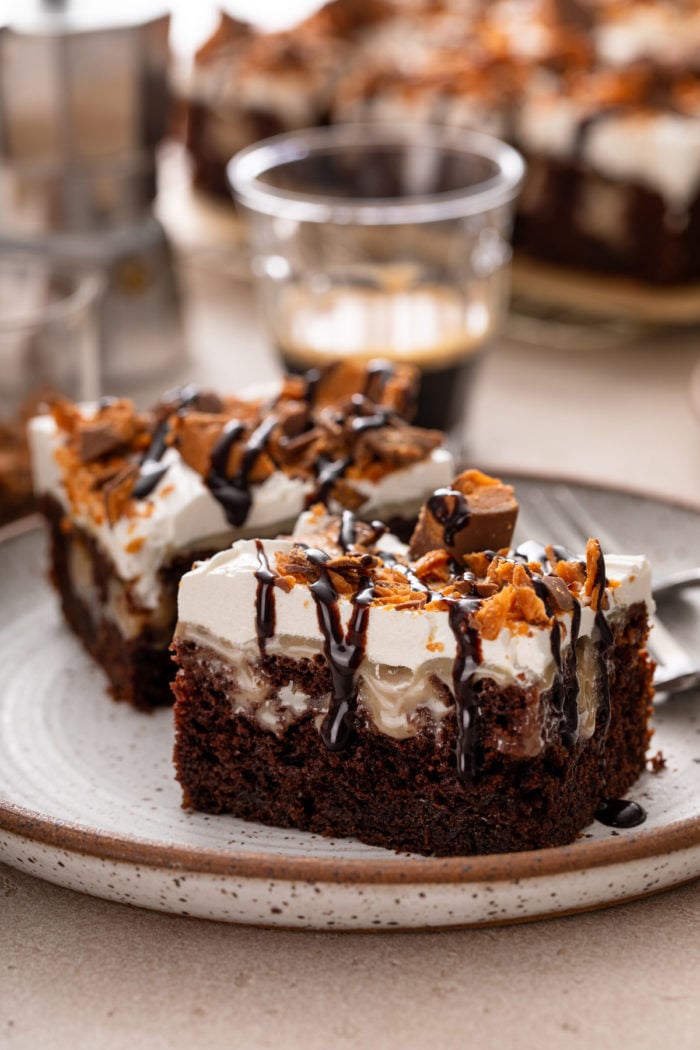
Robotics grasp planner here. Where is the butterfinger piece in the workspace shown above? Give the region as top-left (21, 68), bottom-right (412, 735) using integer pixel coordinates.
top-left (409, 469), bottom-right (518, 563)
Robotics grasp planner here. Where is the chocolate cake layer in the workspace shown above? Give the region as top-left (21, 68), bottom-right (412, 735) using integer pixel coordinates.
top-left (172, 604), bottom-right (653, 856)
top-left (43, 495), bottom-right (217, 710)
top-left (516, 161), bottom-right (700, 285)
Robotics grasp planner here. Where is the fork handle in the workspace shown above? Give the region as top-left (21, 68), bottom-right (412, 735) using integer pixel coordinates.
top-left (653, 568), bottom-right (700, 602)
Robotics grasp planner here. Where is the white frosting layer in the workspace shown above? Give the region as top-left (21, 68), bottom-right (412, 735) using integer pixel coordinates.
top-left (517, 96), bottom-right (700, 211)
top-left (28, 414), bottom-right (454, 609)
top-left (584, 114), bottom-right (700, 213)
top-left (177, 537), bottom-right (654, 692)
top-left (516, 95), bottom-right (588, 159)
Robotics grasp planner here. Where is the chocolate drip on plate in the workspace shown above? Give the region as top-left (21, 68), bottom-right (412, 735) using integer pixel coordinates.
top-left (595, 798), bottom-right (647, 829)
top-left (448, 597), bottom-right (483, 782)
top-left (305, 548), bottom-right (373, 752)
top-left (254, 541), bottom-right (276, 652)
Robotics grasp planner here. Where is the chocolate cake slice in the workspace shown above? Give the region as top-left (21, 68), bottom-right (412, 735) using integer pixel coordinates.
top-left (171, 472), bottom-right (655, 857)
top-left (29, 362), bottom-right (453, 709)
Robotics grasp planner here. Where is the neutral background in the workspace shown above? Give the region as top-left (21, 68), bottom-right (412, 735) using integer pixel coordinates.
top-left (3, 258), bottom-right (700, 1048)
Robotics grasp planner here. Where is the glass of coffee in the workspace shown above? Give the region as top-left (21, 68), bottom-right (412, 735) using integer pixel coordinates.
top-left (228, 124), bottom-right (524, 444)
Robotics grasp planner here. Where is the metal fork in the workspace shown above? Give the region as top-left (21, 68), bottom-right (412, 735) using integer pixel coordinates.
top-left (519, 484), bottom-right (700, 697)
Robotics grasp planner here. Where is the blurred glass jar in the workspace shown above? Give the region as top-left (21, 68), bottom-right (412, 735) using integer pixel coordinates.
top-left (0, 2), bottom-right (171, 234)
top-left (0, 4), bottom-right (184, 387)
top-left (229, 123), bottom-right (524, 445)
top-left (0, 251), bottom-right (103, 526)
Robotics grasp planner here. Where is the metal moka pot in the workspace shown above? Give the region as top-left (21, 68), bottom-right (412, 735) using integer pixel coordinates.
top-left (0, 1), bottom-right (186, 389)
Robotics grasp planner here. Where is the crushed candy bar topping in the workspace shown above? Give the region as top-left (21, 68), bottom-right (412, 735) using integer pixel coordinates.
top-left (273, 505), bottom-right (610, 636)
top-left (47, 361), bottom-right (437, 528)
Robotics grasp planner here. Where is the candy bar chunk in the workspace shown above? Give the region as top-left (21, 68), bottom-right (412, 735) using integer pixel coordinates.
top-left (409, 469), bottom-right (518, 563)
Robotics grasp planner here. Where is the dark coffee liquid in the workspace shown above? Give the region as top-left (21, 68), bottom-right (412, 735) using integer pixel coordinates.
top-left (273, 282), bottom-right (489, 433)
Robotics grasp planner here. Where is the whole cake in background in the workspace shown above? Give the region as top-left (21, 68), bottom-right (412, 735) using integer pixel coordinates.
top-left (171, 468), bottom-right (655, 856)
top-left (29, 361), bottom-right (454, 709)
top-left (182, 0), bottom-right (700, 286)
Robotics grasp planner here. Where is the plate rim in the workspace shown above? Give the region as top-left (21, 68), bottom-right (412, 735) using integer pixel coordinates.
top-left (2, 796), bottom-right (699, 886)
top-left (1, 473), bottom-right (699, 888)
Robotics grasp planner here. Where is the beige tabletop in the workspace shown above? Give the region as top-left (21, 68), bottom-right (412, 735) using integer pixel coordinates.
top-left (3, 261), bottom-right (700, 1049)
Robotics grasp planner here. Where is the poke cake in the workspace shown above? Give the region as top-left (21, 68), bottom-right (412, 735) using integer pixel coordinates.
top-left (171, 469), bottom-right (655, 857)
top-left (183, 0), bottom-right (700, 286)
top-left (29, 362), bottom-right (453, 709)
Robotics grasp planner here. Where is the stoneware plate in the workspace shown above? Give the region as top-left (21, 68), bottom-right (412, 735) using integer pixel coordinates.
top-left (690, 356), bottom-right (700, 427)
top-left (1, 477), bottom-right (699, 930)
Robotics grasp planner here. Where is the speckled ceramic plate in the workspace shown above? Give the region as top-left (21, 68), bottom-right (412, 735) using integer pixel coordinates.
top-left (690, 357), bottom-right (700, 427)
top-left (1, 478), bottom-right (699, 930)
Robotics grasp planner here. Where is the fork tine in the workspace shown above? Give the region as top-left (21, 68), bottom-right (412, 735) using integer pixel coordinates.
top-left (518, 487), bottom-right (586, 553)
top-left (549, 485), bottom-right (619, 552)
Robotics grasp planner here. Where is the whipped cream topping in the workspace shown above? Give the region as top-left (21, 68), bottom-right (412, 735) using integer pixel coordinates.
top-left (516, 93), bottom-right (700, 212)
top-left (584, 113), bottom-right (700, 213)
top-left (595, 7), bottom-right (700, 69)
top-left (175, 534), bottom-right (653, 747)
top-left (29, 413), bottom-right (454, 609)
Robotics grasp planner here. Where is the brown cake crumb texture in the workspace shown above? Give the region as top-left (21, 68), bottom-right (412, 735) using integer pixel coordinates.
top-left (172, 607), bottom-right (653, 856)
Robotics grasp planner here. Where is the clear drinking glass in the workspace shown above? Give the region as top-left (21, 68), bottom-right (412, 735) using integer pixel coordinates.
top-left (228, 123), bottom-right (524, 446)
top-left (0, 251), bottom-right (103, 524)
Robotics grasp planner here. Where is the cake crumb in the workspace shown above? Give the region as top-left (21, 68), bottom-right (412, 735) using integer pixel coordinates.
top-left (647, 750), bottom-right (666, 774)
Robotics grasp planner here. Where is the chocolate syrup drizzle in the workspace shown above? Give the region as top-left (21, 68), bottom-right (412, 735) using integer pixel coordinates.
top-left (249, 524), bottom-right (617, 783)
top-left (591, 547), bottom-right (614, 741)
top-left (206, 415), bottom-right (278, 527)
top-left (339, 510), bottom-right (358, 553)
top-left (304, 548), bottom-right (375, 752)
top-left (380, 548), bottom-right (486, 780)
top-left (428, 488), bottom-right (471, 546)
top-left (303, 368), bottom-right (322, 405)
top-left (314, 455), bottom-right (352, 505)
top-left (132, 385), bottom-right (200, 501)
top-left (448, 597), bottom-right (484, 782)
top-left (513, 542), bottom-right (590, 748)
top-left (363, 360), bottom-right (394, 403)
top-left (377, 550), bottom-right (434, 599)
top-left (254, 540), bottom-right (277, 652)
top-left (350, 408), bottom-right (394, 434)
top-left (513, 540), bottom-right (577, 569)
